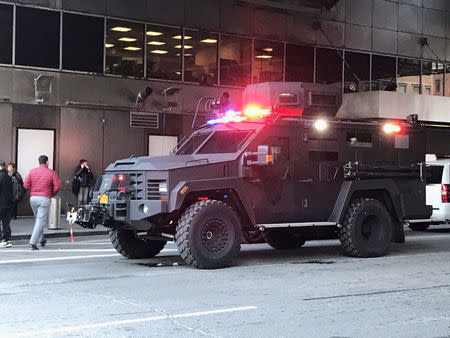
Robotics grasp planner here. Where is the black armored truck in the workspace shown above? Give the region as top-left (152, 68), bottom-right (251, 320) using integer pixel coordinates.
top-left (68, 82), bottom-right (449, 269)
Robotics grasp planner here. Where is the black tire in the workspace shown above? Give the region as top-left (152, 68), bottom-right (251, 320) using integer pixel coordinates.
top-left (109, 228), bottom-right (166, 259)
top-left (409, 223), bottom-right (430, 231)
top-left (338, 198), bottom-right (392, 258)
top-left (242, 229), bottom-right (265, 244)
top-left (263, 229), bottom-right (306, 250)
top-left (175, 200), bottom-right (241, 269)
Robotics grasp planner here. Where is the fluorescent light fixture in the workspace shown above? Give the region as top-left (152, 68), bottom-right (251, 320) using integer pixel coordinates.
top-left (119, 37), bottom-right (137, 42)
top-left (150, 50), bottom-right (168, 54)
top-left (255, 55), bottom-right (272, 59)
top-left (146, 31), bottom-right (163, 36)
top-left (176, 71), bottom-right (181, 75)
top-left (124, 46), bottom-right (141, 51)
top-left (172, 35), bottom-right (192, 40)
top-left (111, 27), bottom-right (131, 32)
top-left (174, 45), bottom-right (193, 49)
top-left (176, 53), bottom-right (193, 56)
top-left (147, 41), bottom-right (165, 45)
top-left (263, 47), bottom-right (273, 52)
top-left (200, 38), bottom-right (217, 44)
top-left (105, 43), bottom-right (114, 48)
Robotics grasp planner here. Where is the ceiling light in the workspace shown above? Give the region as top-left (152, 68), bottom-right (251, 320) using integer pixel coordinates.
top-left (176, 53), bottom-right (193, 56)
top-left (200, 39), bottom-right (217, 44)
top-left (176, 71), bottom-right (181, 75)
top-left (146, 31), bottom-right (162, 36)
top-left (119, 37), bottom-right (137, 42)
top-left (255, 55), bottom-right (272, 59)
top-left (172, 35), bottom-right (192, 40)
top-left (124, 46), bottom-right (141, 51)
top-left (263, 47), bottom-right (273, 52)
top-left (105, 43), bottom-right (114, 48)
top-left (111, 27), bottom-right (131, 32)
top-left (151, 50), bottom-right (168, 54)
top-left (147, 41), bottom-right (165, 45)
top-left (174, 45), bottom-right (192, 49)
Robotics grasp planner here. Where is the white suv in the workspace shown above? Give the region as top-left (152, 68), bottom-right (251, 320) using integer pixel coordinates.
top-left (409, 159), bottom-right (450, 231)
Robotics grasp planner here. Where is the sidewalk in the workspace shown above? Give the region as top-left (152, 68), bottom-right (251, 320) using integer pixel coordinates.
top-left (8, 216), bottom-right (109, 241)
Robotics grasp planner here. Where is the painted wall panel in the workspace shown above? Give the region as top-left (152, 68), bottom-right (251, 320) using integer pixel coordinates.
top-left (345, 24), bottom-right (372, 51)
top-left (346, 0), bottom-right (372, 26)
top-left (423, 9), bottom-right (447, 38)
top-left (399, 4), bottom-right (422, 34)
top-left (373, 0), bottom-right (398, 30)
top-left (0, 104), bottom-right (12, 162)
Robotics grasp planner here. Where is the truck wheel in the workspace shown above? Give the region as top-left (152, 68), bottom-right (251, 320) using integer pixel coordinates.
top-left (338, 198), bottom-right (392, 257)
top-left (109, 229), bottom-right (166, 259)
top-left (242, 228), bottom-right (265, 244)
top-left (263, 229), bottom-right (305, 250)
top-left (175, 200), bottom-right (241, 269)
top-left (409, 223), bottom-right (430, 231)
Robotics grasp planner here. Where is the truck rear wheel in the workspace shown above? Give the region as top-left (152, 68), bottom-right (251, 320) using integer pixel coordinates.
top-left (109, 228), bottom-right (166, 259)
top-left (409, 223), bottom-right (430, 231)
top-left (175, 200), bottom-right (241, 269)
top-left (263, 229), bottom-right (305, 250)
top-left (338, 198), bottom-right (392, 257)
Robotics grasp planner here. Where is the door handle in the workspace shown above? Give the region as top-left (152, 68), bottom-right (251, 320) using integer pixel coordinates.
top-left (299, 178), bottom-right (313, 183)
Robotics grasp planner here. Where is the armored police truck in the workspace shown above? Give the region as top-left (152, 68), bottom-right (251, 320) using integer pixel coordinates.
top-left (68, 82), bottom-right (449, 269)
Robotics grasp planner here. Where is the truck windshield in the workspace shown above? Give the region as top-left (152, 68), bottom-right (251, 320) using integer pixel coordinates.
top-left (175, 130), bottom-right (252, 155)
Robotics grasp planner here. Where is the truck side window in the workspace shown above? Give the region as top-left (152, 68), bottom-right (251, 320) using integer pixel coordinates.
top-left (427, 165), bottom-right (444, 184)
top-left (346, 132), bottom-right (372, 147)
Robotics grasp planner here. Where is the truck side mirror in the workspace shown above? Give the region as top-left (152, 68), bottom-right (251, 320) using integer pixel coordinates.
top-left (244, 145), bottom-right (276, 166)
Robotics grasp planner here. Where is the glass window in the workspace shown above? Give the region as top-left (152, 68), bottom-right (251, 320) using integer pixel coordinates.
top-left (344, 51), bottom-right (370, 92)
top-left (422, 61), bottom-right (445, 96)
top-left (0, 4), bottom-right (13, 64)
top-left (316, 48), bottom-right (342, 86)
top-left (285, 44), bottom-right (314, 83)
top-left (371, 55), bottom-right (396, 91)
top-left (106, 19), bottom-right (144, 78)
top-left (16, 7), bottom-right (60, 69)
top-left (253, 39), bottom-right (283, 83)
top-left (183, 29), bottom-right (218, 84)
top-left (219, 35), bottom-right (252, 87)
top-left (397, 83), bottom-right (407, 93)
top-left (63, 13), bottom-right (104, 73)
top-left (197, 131), bottom-right (251, 154)
top-left (176, 131), bottom-right (212, 155)
top-left (146, 24), bottom-right (182, 81)
top-left (424, 86), bottom-right (431, 95)
top-left (397, 58), bottom-right (421, 94)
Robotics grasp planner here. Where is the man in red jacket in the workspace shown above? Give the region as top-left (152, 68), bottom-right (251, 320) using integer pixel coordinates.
top-left (23, 155), bottom-right (61, 250)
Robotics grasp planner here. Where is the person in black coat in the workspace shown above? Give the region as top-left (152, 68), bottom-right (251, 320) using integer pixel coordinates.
top-left (73, 159), bottom-right (94, 205)
top-left (0, 161), bottom-right (13, 248)
top-left (7, 162), bottom-right (23, 219)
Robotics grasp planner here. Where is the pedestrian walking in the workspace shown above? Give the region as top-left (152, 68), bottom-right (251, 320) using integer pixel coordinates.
top-left (73, 159), bottom-right (93, 205)
top-left (0, 161), bottom-right (13, 248)
top-left (23, 155), bottom-right (61, 250)
top-left (7, 162), bottom-right (24, 219)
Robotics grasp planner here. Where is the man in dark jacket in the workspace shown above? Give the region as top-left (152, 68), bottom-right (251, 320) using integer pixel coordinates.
top-left (74, 159), bottom-right (93, 205)
top-left (0, 161), bottom-right (13, 248)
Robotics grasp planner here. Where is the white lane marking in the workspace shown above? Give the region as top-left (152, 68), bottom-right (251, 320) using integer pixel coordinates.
top-left (10, 306), bottom-right (257, 337)
top-left (0, 248), bottom-right (179, 254)
top-left (0, 254), bottom-right (120, 264)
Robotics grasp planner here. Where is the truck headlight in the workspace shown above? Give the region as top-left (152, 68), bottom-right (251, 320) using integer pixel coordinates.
top-left (158, 182), bottom-right (168, 193)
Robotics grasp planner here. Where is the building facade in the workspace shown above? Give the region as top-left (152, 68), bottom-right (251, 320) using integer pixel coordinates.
top-left (0, 0), bottom-right (449, 213)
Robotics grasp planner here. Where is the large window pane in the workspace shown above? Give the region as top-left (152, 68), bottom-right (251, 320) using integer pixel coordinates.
top-left (63, 13), bottom-right (103, 73)
top-left (397, 58), bottom-right (421, 94)
top-left (253, 39), bottom-right (283, 83)
top-left (219, 35), bottom-right (252, 87)
top-left (316, 47), bottom-right (342, 85)
top-left (422, 61), bottom-right (445, 96)
top-left (285, 44), bottom-right (314, 82)
top-left (0, 4), bottom-right (13, 64)
top-left (16, 7), bottom-right (60, 69)
top-left (106, 19), bottom-right (144, 78)
top-left (344, 51), bottom-right (370, 92)
top-left (371, 55), bottom-right (396, 91)
top-left (184, 30), bottom-right (218, 84)
top-left (146, 24), bottom-right (181, 81)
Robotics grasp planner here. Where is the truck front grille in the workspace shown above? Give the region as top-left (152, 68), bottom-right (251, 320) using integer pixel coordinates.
top-left (147, 179), bottom-right (167, 200)
top-left (129, 173), bottom-right (145, 200)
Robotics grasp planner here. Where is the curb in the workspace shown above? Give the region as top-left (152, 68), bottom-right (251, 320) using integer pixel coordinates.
top-left (11, 230), bottom-right (109, 241)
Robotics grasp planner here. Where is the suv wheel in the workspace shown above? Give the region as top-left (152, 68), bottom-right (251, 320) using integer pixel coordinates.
top-left (109, 228), bottom-right (166, 259)
top-left (263, 229), bottom-right (305, 250)
top-left (175, 200), bottom-right (241, 269)
top-left (409, 223), bottom-right (430, 231)
top-left (338, 198), bottom-right (392, 257)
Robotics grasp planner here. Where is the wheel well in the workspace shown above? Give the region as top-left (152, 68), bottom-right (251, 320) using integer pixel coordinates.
top-left (177, 189), bottom-right (252, 229)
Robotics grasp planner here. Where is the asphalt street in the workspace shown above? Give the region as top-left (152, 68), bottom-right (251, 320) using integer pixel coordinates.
top-left (0, 227), bottom-right (449, 338)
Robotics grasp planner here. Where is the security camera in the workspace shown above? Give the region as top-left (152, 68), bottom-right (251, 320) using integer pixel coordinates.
top-left (136, 87), bottom-right (152, 105)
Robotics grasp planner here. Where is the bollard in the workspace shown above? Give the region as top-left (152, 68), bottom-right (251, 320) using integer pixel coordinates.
top-left (48, 196), bottom-right (61, 230)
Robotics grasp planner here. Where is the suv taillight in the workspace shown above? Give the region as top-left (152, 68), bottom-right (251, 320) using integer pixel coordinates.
top-left (442, 184), bottom-right (449, 203)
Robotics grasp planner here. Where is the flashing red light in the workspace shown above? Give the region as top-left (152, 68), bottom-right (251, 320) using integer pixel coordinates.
top-left (442, 184), bottom-right (449, 203)
top-left (112, 175), bottom-right (117, 181)
top-left (198, 197), bottom-right (209, 201)
top-left (118, 187), bottom-right (125, 192)
top-left (243, 105), bottom-right (271, 118)
top-left (383, 123), bottom-right (402, 134)
top-left (118, 175), bottom-right (125, 181)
